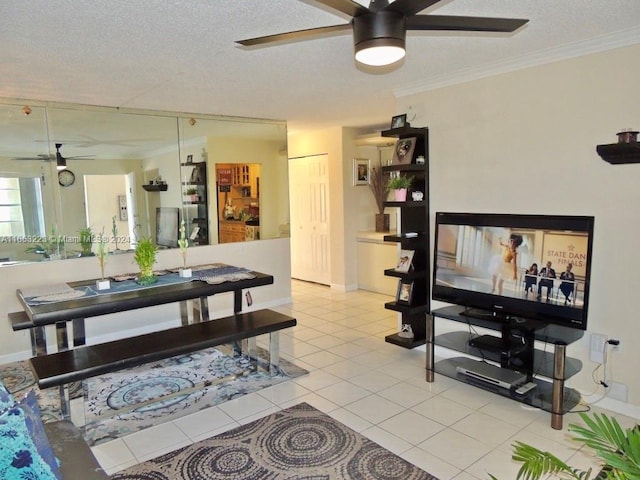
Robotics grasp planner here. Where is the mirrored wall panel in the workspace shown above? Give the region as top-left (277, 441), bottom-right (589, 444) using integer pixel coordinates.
top-left (0, 99), bottom-right (289, 264)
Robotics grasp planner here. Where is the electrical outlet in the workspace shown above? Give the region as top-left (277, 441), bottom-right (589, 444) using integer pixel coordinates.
top-left (590, 333), bottom-right (607, 364)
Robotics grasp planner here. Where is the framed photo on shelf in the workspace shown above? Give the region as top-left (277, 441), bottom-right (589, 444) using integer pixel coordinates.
top-left (186, 154), bottom-right (193, 164)
top-left (390, 114), bottom-right (407, 129)
top-left (189, 165), bottom-right (202, 183)
top-left (353, 158), bottom-right (370, 186)
top-left (391, 137), bottom-right (416, 165)
top-left (396, 280), bottom-right (414, 305)
top-left (394, 249), bottom-right (415, 272)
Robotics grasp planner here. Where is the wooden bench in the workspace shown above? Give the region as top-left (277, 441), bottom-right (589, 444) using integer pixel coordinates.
top-left (29, 309), bottom-right (296, 417)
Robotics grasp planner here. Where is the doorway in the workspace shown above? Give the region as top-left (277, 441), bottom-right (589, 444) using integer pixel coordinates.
top-left (288, 154), bottom-right (330, 285)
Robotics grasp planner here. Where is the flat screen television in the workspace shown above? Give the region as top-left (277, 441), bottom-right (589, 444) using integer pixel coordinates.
top-left (432, 212), bottom-right (595, 330)
top-left (156, 207), bottom-right (180, 248)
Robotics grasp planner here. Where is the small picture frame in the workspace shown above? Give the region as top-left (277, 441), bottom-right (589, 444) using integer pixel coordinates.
top-left (391, 137), bottom-right (416, 165)
top-left (186, 154), bottom-right (193, 164)
top-left (189, 165), bottom-right (202, 183)
top-left (391, 114), bottom-right (407, 129)
top-left (396, 280), bottom-right (414, 305)
top-left (353, 158), bottom-right (370, 186)
top-left (394, 249), bottom-right (415, 273)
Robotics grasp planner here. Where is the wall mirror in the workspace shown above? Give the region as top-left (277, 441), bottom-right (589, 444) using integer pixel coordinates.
top-left (0, 99), bottom-right (289, 264)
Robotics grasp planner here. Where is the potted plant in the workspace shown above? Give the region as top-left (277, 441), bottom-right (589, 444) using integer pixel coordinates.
top-left (490, 412), bottom-right (640, 479)
top-left (369, 161), bottom-right (390, 232)
top-left (95, 227), bottom-right (110, 290)
top-left (178, 219), bottom-right (191, 278)
top-left (387, 174), bottom-right (413, 201)
top-left (185, 187), bottom-right (199, 202)
top-left (78, 226), bottom-right (94, 256)
top-left (134, 237), bottom-right (158, 285)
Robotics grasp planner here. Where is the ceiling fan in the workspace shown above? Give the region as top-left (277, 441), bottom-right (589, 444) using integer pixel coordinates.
top-left (13, 143), bottom-right (93, 170)
top-left (236, 0), bottom-right (528, 66)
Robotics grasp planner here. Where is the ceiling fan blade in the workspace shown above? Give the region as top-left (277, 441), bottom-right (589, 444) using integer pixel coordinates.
top-left (383, 0), bottom-right (442, 16)
top-left (312, 0), bottom-right (369, 17)
top-left (12, 154), bottom-right (55, 161)
top-left (237, 24), bottom-right (351, 47)
top-left (407, 14), bottom-right (528, 32)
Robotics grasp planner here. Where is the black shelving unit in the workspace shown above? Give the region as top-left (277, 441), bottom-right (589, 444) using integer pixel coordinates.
top-left (429, 305), bottom-right (584, 429)
top-left (382, 126), bottom-right (430, 349)
top-left (181, 162), bottom-right (209, 245)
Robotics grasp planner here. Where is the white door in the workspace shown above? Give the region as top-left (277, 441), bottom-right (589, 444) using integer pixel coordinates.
top-left (289, 154), bottom-right (330, 284)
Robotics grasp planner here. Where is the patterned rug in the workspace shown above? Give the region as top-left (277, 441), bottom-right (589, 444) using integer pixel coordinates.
top-left (0, 346), bottom-right (307, 447)
top-left (110, 402), bottom-right (438, 480)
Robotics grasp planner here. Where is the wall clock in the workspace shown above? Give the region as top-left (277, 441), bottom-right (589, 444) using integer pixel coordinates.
top-left (58, 169), bottom-right (75, 187)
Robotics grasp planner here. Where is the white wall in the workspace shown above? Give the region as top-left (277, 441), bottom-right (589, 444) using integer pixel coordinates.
top-left (396, 44), bottom-right (640, 410)
top-left (0, 238), bottom-right (291, 363)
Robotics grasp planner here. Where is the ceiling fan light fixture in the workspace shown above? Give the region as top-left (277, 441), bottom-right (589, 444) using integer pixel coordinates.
top-left (56, 157), bottom-right (67, 170)
top-left (355, 39), bottom-right (405, 66)
top-left (353, 11), bottom-right (406, 67)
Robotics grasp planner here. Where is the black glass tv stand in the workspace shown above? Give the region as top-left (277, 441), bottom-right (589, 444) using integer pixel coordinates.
top-left (427, 305), bottom-right (584, 430)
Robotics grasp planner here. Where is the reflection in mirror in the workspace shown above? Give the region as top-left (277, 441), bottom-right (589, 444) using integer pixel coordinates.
top-left (0, 99), bottom-right (289, 265)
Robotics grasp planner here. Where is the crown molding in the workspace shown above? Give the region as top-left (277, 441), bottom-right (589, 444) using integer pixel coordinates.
top-left (394, 27), bottom-right (640, 98)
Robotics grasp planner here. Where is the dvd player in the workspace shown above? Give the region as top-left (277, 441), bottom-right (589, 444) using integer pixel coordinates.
top-left (455, 359), bottom-right (526, 389)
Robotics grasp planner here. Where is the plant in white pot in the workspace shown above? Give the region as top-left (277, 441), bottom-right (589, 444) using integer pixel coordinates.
top-left (134, 237), bottom-right (158, 285)
top-left (387, 174), bottom-right (413, 201)
top-left (95, 227), bottom-right (110, 290)
top-left (178, 219), bottom-right (191, 278)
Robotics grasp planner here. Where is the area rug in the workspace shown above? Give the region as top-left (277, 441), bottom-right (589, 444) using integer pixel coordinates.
top-left (110, 402), bottom-right (438, 480)
top-left (0, 346), bottom-right (307, 447)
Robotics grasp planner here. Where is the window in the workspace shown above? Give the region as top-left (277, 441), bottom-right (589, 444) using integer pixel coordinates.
top-left (0, 176), bottom-right (45, 237)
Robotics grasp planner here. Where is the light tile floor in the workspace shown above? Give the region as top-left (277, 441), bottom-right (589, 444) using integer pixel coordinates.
top-left (92, 280), bottom-right (635, 479)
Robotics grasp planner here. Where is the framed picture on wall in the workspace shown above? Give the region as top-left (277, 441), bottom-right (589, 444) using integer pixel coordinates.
top-left (186, 154), bottom-right (193, 164)
top-left (391, 137), bottom-right (416, 165)
top-left (396, 280), bottom-right (414, 305)
top-left (353, 158), bottom-right (370, 186)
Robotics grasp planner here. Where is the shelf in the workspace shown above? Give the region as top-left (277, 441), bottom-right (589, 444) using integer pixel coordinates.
top-left (384, 301), bottom-right (429, 315)
top-left (382, 164), bottom-right (428, 173)
top-left (381, 126), bottom-right (429, 138)
top-left (142, 184), bottom-right (168, 192)
top-left (432, 305), bottom-right (585, 345)
top-left (384, 200), bottom-right (426, 208)
top-left (433, 357), bottom-right (581, 414)
top-left (383, 268), bottom-right (426, 280)
top-left (385, 332), bottom-right (426, 349)
top-left (596, 142), bottom-right (640, 164)
top-left (435, 331), bottom-right (582, 380)
top-left (383, 233), bottom-right (425, 242)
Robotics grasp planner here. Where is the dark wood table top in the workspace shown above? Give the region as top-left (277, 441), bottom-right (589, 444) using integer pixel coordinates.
top-left (17, 270), bottom-right (273, 326)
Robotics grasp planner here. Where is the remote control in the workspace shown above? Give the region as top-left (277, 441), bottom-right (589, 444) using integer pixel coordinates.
top-left (515, 382), bottom-right (537, 395)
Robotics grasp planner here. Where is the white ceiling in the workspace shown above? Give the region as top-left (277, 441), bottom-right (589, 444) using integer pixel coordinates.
top-left (1, 1), bottom-right (639, 134)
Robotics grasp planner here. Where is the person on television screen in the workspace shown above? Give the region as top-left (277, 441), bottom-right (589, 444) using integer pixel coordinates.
top-left (489, 233), bottom-right (523, 295)
top-left (537, 261), bottom-right (556, 301)
top-left (524, 262), bottom-right (538, 294)
top-left (559, 263), bottom-right (575, 304)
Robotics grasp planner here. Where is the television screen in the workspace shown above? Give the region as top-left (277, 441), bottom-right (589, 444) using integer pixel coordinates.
top-left (156, 207), bottom-right (180, 248)
top-left (432, 212), bottom-right (594, 330)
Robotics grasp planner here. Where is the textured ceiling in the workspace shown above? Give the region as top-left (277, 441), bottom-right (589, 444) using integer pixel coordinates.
top-left (1, 1), bottom-right (639, 134)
